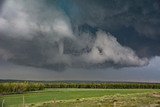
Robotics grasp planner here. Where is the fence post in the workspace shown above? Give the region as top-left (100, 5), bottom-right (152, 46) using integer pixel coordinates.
top-left (113, 100), bottom-right (117, 107)
top-left (23, 95), bottom-right (25, 107)
top-left (2, 99), bottom-right (5, 107)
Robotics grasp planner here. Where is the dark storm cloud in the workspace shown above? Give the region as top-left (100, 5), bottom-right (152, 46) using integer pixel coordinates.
top-left (0, 0), bottom-right (159, 71)
top-left (0, 0), bottom-right (4, 7)
top-left (59, 0), bottom-right (160, 58)
top-left (0, 0), bottom-right (5, 13)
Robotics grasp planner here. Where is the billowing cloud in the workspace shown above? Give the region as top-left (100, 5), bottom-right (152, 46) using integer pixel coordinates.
top-left (0, 0), bottom-right (73, 40)
top-left (82, 31), bottom-right (148, 66)
top-left (0, 0), bottom-right (159, 71)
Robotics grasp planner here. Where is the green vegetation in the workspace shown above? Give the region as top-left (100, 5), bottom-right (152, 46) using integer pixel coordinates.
top-left (45, 82), bottom-right (160, 89)
top-left (1, 82), bottom-right (160, 94)
top-left (0, 82), bottom-right (160, 107)
top-left (0, 82), bottom-right (45, 94)
top-left (1, 89), bottom-right (160, 107)
top-left (40, 91), bottom-right (160, 107)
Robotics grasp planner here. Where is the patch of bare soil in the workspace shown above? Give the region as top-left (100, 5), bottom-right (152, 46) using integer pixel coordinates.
top-left (151, 93), bottom-right (160, 98)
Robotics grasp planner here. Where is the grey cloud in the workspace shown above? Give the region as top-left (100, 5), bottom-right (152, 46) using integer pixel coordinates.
top-left (0, 0), bottom-right (158, 71)
top-left (60, 0), bottom-right (160, 58)
top-left (0, 29), bottom-right (149, 71)
top-left (64, 0), bottom-right (160, 38)
top-left (0, 48), bottom-right (13, 61)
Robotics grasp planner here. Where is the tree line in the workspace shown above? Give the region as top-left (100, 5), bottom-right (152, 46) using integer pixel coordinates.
top-left (44, 83), bottom-right (160, 89)
top-left (0, 82), bottom-right (45, 94)
top-left (0, 82), bottom-right (160, 94)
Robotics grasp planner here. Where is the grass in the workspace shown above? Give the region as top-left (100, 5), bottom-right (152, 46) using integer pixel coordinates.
top-left (0, 89), bottom-right (160, 107)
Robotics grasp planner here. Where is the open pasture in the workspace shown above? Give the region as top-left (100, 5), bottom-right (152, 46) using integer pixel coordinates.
top-left (1, 89), bottom-right (160, 107)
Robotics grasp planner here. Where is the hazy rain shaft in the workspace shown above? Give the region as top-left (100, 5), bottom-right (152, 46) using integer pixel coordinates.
top-left (0, 0), bottom-right (160, 71)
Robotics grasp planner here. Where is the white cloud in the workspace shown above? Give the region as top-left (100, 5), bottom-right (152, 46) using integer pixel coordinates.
top-left (0, 0), bottom-right (34, 39)
top-left (0, 0), bottom-right (74, 40)
top-left (82, 30), bottom-right (149, 66)
top-left (53, 19), bottom-right (73, 38)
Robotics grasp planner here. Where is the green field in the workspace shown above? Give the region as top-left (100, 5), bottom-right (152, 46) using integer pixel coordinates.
top-left (1, 89), bottom-right (160, 107)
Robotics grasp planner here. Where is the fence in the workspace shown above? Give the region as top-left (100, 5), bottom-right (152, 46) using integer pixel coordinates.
top-left (0, 95), bottom-right (25, 107)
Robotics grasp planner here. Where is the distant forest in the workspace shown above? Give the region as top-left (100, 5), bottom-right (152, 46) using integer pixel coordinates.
top-left (0, 80), bottom-right (160, 94)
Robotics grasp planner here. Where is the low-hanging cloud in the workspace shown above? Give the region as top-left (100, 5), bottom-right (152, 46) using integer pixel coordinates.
top-left (0, 0), bottom-right (154, 71)
top-left (82, 31), bottom-right (148, 66)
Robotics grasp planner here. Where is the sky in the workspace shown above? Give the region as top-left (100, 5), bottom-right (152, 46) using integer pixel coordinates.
top-left (0, 0), bottom-right (160, 82)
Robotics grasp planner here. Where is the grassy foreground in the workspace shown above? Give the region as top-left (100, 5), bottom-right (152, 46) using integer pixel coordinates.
top-left (0, 89), bottom-right (160, 107)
